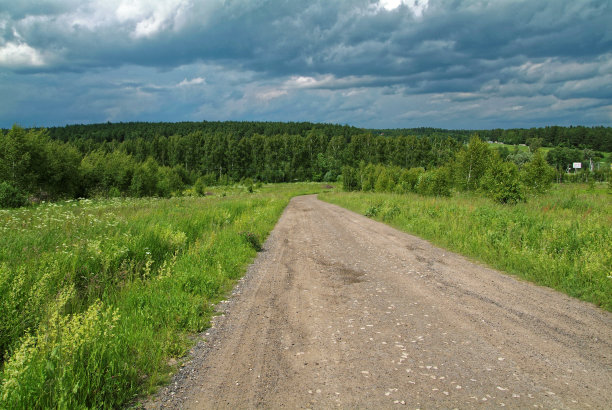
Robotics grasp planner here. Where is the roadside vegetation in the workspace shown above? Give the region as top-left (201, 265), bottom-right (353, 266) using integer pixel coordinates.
top-left (320, 183), bottom-right (612, 311)
top-left (0, 183), bottom-right (324, 408)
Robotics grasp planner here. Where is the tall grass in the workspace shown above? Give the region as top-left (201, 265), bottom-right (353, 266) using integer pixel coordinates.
top-left (320, 184), bottom-right (612, 311)
top-left (0, 183), bottom-right (324, 408)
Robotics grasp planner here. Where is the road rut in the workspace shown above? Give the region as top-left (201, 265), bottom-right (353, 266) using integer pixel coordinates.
top-left (148, 195), bottom-right (612, 409)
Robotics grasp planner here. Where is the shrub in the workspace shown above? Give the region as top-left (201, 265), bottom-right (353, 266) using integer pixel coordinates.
top-left (341, 166), bottom-right (360, 191)
top-left (242, 178), bottom-right (254, 193)
top-left (0, 182), bottom-right (27, 208)
top-left (194, 177), bottom-right (207, 196)
top-left (374, 168), bottom-right (392, 192)
top-left (481, 161), bottom-right (526, 204)
top-left (416, 167), bottom-right (452, 197)
top-left (365, 204), bottom-right (380, 217)
top-left (130, 158), bottom-right (159, 197)
top-left (108, 186), bottom-right (121, 198)
top-left (522, 151), bottom-right (555, 193)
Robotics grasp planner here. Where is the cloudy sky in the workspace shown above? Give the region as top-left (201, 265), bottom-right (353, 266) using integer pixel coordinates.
top-left (1, 0), bottom-right (611, 129)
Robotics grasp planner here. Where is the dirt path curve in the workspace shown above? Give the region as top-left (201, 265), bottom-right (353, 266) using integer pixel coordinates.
top-left (147, 195), bottom-right (612, 409)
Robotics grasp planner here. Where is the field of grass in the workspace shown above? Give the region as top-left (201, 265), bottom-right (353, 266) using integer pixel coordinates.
top-left (320, 183), bottom-right (612, 311)
top-left (0, 183), bottom-right (326, 408)
top-left (490, 142), bottom-right (612, 164)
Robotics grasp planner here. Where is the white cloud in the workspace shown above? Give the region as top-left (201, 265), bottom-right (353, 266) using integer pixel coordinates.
top-left (285, 75), bottom-right (325, 88)
top-left (378, 0), bottom-right (429, 16)
top-left (256, 89), bottom-right (288, 102)
top-left (177, 76), bottom-right (206, 87)
top-left (0, 41), bottom-right (46, 68)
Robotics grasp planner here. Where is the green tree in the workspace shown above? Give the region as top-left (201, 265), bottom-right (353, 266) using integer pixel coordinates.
top-left (131, 157), bottom-right (159, 197)
top-left (526, 137), bottom-right (543, 152)
top-left (506, 151), bottom-right (533, 168)
top-left (44, 141), bottom-right (82, 198)
top-left (481, 161), bottom-right (526, 204)
top-left (416, 167), bottom-right (452, 197)
top-left (374, 167), bottom-right (392, 192)
top-left (453, 136), bottom-right (493, 191)
top-left (0, 182), bottom-right (27, 208)
top-left (157, 166), bottom-right (184, 197)
top-left (341, 166), bottom-right (360, 191)
top-left (193, 176), bottom-right (207, 196)
top-left (522, 151), bottom-right (555, 193)
top-left (361, 163), bottom-right (377, 192)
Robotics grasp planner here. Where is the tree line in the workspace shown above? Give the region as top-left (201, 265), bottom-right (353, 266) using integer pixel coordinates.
top-left (7, 121), bottom-right (609, 152)
top-left (373, 125), bottom-right (612, 152)
top-left (1, 122), bottom-right (610, 207)
top-left (342, 136), bottom-right (562, 204)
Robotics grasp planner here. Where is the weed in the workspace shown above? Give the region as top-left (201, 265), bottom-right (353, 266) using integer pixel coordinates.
top-left (365, 204), bottom-right (380, 217)
top-left (240, 231), bottom-right (262, 251)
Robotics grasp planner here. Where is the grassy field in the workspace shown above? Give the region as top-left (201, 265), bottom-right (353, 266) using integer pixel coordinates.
top-left (320, 183), bottom-right (612, 311)
top-left (0, 183), bottom-right (326, 409)
top-left (490, 142), bottom-right (612, 164)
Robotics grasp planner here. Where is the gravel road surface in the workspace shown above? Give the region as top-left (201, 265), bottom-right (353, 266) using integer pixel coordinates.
top-left (147, 195), bottom-right (612, 409)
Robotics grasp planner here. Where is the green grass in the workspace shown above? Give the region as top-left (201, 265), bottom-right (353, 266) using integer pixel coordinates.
top-left (0, 182), bottom-right (326, 409)
top-left (320, 183), bottom-right (612, 311)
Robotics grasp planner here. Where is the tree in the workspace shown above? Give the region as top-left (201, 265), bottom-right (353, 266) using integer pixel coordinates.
top-left (546, 146), bottom-right (582, 182)
top-left (375, 167), bottom-right (392, 192)
top-left (526, 137), bottom-right (543, 152)
top-left (453, 136), bottom-right (493, 191)
top-left (416, 166), bottom-right (452, 197)
top-left (157, 166), bottom-right (184, 197)
top-left (131, 157), bottom-right (159, 197)
top-left (506, 151), bottom-right (533, 168)
top-left (0, 182), bottom-right (27, 208)
top-left (481, 161), bottom-right (525, 204)
top-left (522, 151), bottom-right (555, 193)
top-left (361, 163), bottom-right (377, 191)
top-left (341, 166), bottom-right (360, 191)
top-left (44, 141), bottom-right (81, 198)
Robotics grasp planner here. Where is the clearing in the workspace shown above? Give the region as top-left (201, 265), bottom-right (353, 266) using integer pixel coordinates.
top-left (148, 195), bottom-right (612, 408)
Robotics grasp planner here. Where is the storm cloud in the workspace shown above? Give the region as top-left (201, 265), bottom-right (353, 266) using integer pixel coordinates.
top-left (1, 0), bottom-right (611, 128)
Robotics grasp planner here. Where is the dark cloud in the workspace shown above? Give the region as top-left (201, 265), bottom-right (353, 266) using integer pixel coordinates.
top-left (1, 0), bottom-right (611, 128)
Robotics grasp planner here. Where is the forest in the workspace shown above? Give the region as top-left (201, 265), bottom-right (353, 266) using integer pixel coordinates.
top-left (0, 121), bottom-right (610, 207)
top-left (39, 121), bottom-right (612, 152)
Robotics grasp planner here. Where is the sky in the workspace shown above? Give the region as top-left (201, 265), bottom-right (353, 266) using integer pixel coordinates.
top-left (0, 0), bottom-right (611, 129)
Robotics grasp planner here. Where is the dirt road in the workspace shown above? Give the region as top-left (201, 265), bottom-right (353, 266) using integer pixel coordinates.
top-left (148, 195), bottom-right (612, 409)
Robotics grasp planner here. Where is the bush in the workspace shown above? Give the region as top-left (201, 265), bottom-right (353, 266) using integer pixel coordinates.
top-left (522, 151), bottom-right (555, 193)
top-left (341, 166), bottom-right (360, 191)
top-left (374, 168), bottom-right (392, 192)
top-left (0, 182), bottom-right (27, 208)
top-left (193, 177), bottom-right (207, 196)
top-left (242, 178), bottom-right (254, 193)
top-left (130, 158), bottom-right (159, 197)
top-left (365, 204), bottom-right (380, 217)
top-left (107, 186), bottom-right (121, 198)
top-left (481, 161), bottom-right (526, 204)
top-left (416, 167), bottom-right (452, 197)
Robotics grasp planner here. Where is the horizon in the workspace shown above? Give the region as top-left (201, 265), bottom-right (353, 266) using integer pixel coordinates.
top-left (3, 119), bottom-right (612, 133)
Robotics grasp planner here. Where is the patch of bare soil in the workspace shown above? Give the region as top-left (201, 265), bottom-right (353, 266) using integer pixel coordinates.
top-left (146, 195), bottom-right (612, 409)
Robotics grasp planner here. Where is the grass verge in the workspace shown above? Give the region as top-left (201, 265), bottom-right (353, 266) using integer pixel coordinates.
top-left (0, 183), bottom-right (325, 408)
top-left (319, 183), bottom-right (611, 311)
